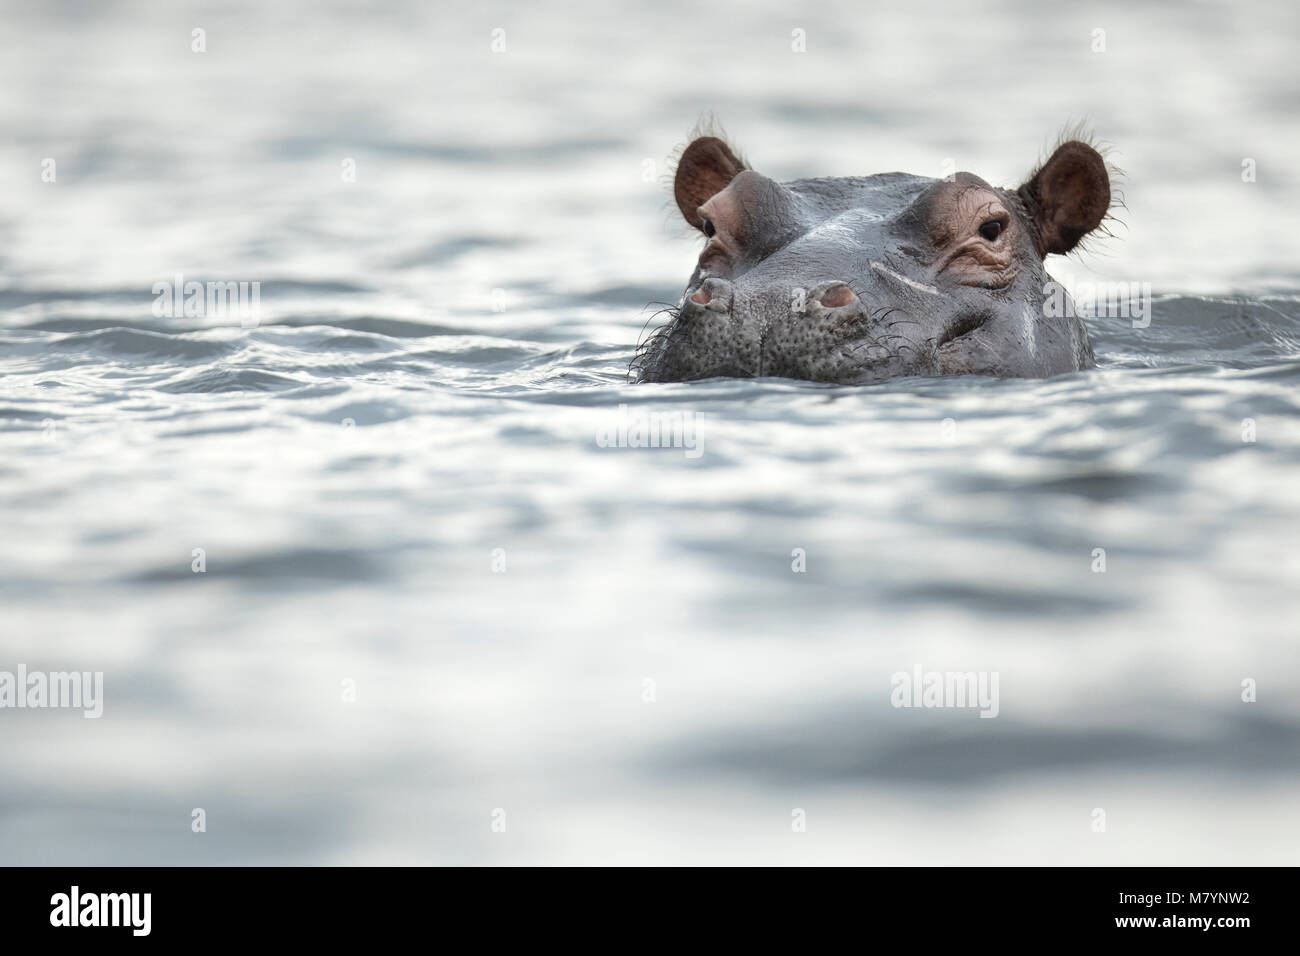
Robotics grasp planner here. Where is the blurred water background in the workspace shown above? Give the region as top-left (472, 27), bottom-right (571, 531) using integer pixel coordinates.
top-left (1, 0), bottom-right (1298, 864)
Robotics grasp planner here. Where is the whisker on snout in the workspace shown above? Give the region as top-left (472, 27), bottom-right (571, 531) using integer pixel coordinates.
top-left (629, 302), bottom-right (682, 382)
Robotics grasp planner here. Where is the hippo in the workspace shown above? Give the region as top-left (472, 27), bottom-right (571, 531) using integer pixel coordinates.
top-left (632, 131), bottom-right (1113, 385)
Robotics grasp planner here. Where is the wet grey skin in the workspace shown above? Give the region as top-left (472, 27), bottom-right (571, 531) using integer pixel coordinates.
top-left (633, 134), bottom-right (1113, 385)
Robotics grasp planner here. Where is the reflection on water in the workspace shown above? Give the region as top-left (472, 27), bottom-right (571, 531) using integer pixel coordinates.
top-left (1, 0), bottom-right (1299, 864)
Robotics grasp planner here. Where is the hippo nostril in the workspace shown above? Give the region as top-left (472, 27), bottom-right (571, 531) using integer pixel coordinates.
top-left (686, 277), bottom-right (734, 313)
top-left (817, 284), bottom-right (858, 309)
top-left (938, 311), bottom-right (992, 347)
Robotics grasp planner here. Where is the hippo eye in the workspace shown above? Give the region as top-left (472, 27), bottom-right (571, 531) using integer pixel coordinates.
top-left (978, 220), bottom-right (1002, 241)
top-left (701, 218), bottom-right (716, 238)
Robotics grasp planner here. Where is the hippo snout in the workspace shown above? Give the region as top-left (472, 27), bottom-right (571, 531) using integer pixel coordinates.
top-left (636, 276), bottom-right (764, 381)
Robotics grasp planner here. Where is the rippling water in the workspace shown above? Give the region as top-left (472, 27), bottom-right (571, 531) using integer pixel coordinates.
top-left (2, 0), bottom-right (1299, 864)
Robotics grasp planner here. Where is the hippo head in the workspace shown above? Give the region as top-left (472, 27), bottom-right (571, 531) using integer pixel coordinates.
top-left (633, 133), bottom-right (1112, 385)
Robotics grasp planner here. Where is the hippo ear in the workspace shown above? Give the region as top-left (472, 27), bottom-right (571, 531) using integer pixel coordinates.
top-left (1017, 141), bottom-right (1110, 256)
top-left (674, 136), bottom-right (747, 231)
